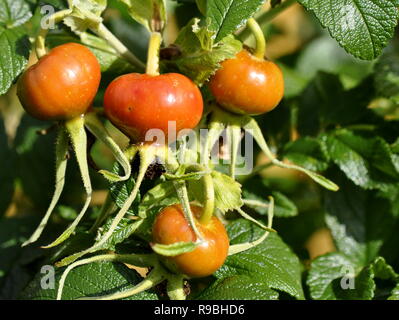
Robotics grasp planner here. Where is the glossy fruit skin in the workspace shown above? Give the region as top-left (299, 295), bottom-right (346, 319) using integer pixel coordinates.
top-left (103, 73), bottom-right (203, 142)
top-left (152, 204), bottom-right (229, 278)
top-left (209, 50), bottom-right (284, 115)
top-left (17, 43), bottom-right (101, 121)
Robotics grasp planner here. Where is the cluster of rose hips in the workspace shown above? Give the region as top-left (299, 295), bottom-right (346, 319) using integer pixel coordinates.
top-left (17, 25), bottom-right (283, 282)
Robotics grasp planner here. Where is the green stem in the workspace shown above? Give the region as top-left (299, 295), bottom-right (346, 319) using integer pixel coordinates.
top-left (22, 126), bottom-right (68, 246)
top-left (243, 116), bottom-right (339, 191)
top-left (78, 268), bottom-right (165, 300)
top-left (146, 32), bottom-right (162, 76)
top-left (84, 112), bottom-right (131, 182)
top-left (238, 162), bottom-right (273, 183)
top-left (238, 0), bottom-right (297, 41)
top-left (228, 197), bottom-right (275, 256)
top-left (167, 275), bottom-right (186, 300)
top-left (35, 9), bottom-right (72, 58)
top-left (247, 18), bottom-right (266, 59)
top-left (185, 164), bottom-right (215, 225)
top-left (56, 253), bottom-right (156, 300)
top-left (93, 23), bottom-right (146, 71)
top-left (236, 207), bottom-right (275, 233)
top-left (57, 254), bottom-right (118, 300)
top-left (89, 145), bottom-right (155, 251)
top-left (227, 124), bottom-right (242, 179)
top-left (173, 180), bottom-right (203, 241)
top-left (43, 116), bottom-right (93, 249)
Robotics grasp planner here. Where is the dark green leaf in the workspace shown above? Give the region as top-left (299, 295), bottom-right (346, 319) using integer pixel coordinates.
top-left (297, 72), bottom-right (376, 136)
top-left (20, 261), bottom-right (158, 300)
top-left (284, 137), bottom-right (330, 172)
top-left (374, 40), bottom-right (399, 103)
top-left (323, 130), bottom-right (399, 191)
top-left (95, 216), bottom-right (144, 251)
top-left (324, 172), bottom-right (399, 266)
top-left (195, 275), bottom-right (278, 299)
top-left (214, 219), bottom-right (304, 299)
top-left (109, 164), bottom-right (141, 216)
top-left (0, 25), bottom-right (30, 95)
top-left (298, 0), bottom-right (399, 60)
top-left (307, 254), bottom-right (399, 300)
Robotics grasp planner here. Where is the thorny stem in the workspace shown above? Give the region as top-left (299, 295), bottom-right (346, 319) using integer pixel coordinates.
top-left (22, 127), bottom-right (69, 246)
top-left (93, 23), bottom-right (146, 71)
top-left (146, 32), bottom-right (162, 76)
top-left (89, 144), bottom-right (155, 251)
top-left (42, 116), bottom-right (93, 249)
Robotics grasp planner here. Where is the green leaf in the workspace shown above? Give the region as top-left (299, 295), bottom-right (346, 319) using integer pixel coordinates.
top-left (307, 252), bottom-right (356, 300)
top-left (20, 261), bottom-right (158, 300)
top-left (64, 0), bottom-right (107, 34)
top-left (323, 130), bottom-right (399, 191)
top-left (188, 170), bottom-right (243, 214)
top-left (118, 0), bottom-right (166, 32)
top-left (138, 181), bottom-right (179, 217)
top-left (195, 275), bottom-right (278, 300)
top-left (0, 216), bottom-right (47, 299)
top-left (196, 0), bottom-right (206, 15)
top-left (213, 219), bottom-right (304, 299)
top-left (95, 217), bottom-right (144, 251)
top-left (324, 172), bottom-right (399, 266)
top-left (283, 137), bottom-right (330, 172)
top-left (298, 0), bottom-right (399, 60)
top-left (388, 283), bottom-right (399, 300)
top-left (374, 40), bottom-right (399, 103)
top-left (151, 241), bottom-right (197, 256)
top-left (297, 72), bottom-right (376, 136)
top-left (307, 254), bottom-right (399, 300)
top-left (0, 0), bottom-right (32, 28)
top-left (172, 19), bottom-right (242, 86)
top-left (109, 164), bottom-right (141, 216)
top-left (206, 0), bottom-right (265, 43)
top-left (0, 25), bottom-right (30, 95)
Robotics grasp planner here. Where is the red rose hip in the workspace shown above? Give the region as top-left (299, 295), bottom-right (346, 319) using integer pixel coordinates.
top-left (103, 73), bottom-right (203, 143)
top-left (17, 42), bottom-right (101, 121)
